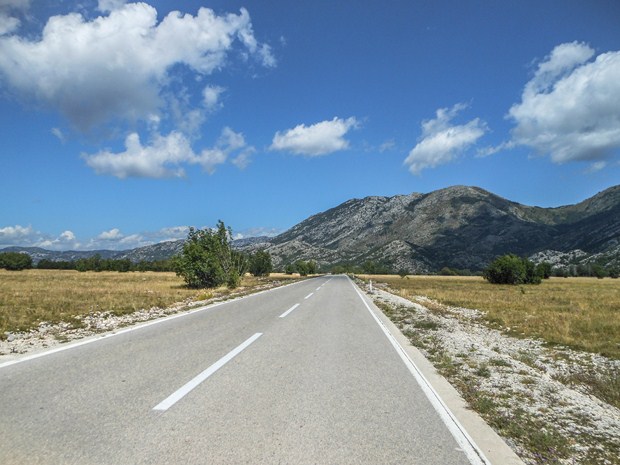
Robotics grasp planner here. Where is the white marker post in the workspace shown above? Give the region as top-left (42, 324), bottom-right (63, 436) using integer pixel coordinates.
top-left (369, 279), bottom-right (373, 293)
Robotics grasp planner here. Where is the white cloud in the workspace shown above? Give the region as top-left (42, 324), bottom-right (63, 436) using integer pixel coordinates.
top-left (508, 42), bottom-right (620, 168)
top-left (196, 127), bottom-right (250, 173)
top-left (0, 4), bottom-right (275, 131)
top-left (0, 225), bottom-right (81, 250)
top-left (155, 226), bottom-right (189, 241)
top-left (59, 230), bottom-right (76, 241)
top-left (51, 127), bottom-right (65, 143)
top-left (0, 224), bottom-right (34, 243)
top-left (231, 147), bottom-right (256, 169)
top-left (0, 14), bottom-right (18, 34)
top-left (34, 230), bottom-right (80, 250)
top-left (404, 104), bottom-right (486, 175)
top-left (202, 85), bottom-right (225, 111)
top-left (83, 127), bottom-right (254, 178)
top-left (0, 0), bottom-right (29, 35)
top-left (270, 117), bottom-right (359, 156)
top-left (83, 131), bottom-right (193, 179)
top-left (98, 228), bottom-right (123, 240)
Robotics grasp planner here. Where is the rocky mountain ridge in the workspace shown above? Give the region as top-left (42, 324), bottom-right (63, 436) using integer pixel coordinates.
top-left (3, 185), bottom-right (619, 272)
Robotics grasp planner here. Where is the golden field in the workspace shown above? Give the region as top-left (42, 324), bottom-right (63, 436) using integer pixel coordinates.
top-left (358, 275), bottom-right (620, 359)
top-left (0, 269), bottom-right (299, 336)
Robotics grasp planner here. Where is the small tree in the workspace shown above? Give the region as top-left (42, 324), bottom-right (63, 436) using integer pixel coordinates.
top-left (249, 250), bottom-right (273, 277)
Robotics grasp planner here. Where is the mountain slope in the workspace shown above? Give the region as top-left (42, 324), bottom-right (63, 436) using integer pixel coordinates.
top-left (264, 185), bottom-right (620, 272)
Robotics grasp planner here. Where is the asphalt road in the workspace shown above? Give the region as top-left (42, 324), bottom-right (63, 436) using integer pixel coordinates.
top-left (0, 275), bottom-right (485, 464)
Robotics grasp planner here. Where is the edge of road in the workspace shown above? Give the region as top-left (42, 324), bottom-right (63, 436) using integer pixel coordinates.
top-left (350, 278), bottom-right (526, 465)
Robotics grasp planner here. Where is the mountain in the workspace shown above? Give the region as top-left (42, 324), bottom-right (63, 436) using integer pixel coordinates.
top-left (259, 185), bottom-right (620, 272)
top-left (3, 185), bottom-right (619, 272)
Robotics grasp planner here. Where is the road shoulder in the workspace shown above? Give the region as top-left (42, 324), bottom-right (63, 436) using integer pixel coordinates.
top-left (354, 281), bottom-right (526, 465)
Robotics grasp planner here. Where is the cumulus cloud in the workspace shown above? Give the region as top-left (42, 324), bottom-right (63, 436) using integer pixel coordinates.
top-left (404, 104), bottom-right (487, 175)
top-left (270, 117), bottom-right (359, 156)
top-left (0, 224), bottom-right (82, 250)
top-left (0, 224), bottom-right (35, 245)
top-left (83, 131), bottom-right (194, 179)
top-left (83, 127), bottom-right (253, 178)
top-left (507, 42), bottom-right (620, 167)
top-left (98, 228), bottom-right (123, 240)
top-left (0, 4), bottom-right (275, 131)
top-left (36, 230), bottom-right (80, 250)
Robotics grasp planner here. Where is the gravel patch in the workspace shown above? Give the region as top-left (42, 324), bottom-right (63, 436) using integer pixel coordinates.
top-left (368, 284), bottom-right (620, 465)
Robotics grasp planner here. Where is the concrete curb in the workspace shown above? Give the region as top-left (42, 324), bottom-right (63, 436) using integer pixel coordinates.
top-left (360, 286), bottom-right (526, 465)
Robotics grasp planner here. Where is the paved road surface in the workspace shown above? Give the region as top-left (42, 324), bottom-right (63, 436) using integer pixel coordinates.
top-left (0, 276), bottom-right (485, 464)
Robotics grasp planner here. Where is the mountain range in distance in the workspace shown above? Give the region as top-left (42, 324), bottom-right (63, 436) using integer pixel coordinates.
top-left (3, 185), bottom-right (620, 273)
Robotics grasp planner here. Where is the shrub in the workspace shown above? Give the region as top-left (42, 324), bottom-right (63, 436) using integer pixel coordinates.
top-left (173, 221), bottom-right (247, 289)
top-left (483, 254), bottom-right (541, 285)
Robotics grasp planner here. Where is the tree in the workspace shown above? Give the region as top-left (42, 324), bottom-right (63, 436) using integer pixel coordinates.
top-left (0, 252), bottom-right (33, 271)
top-left (483, 254), bottom-right (542, 285)
top-left (173, 221), bottom-right (246, 289)
top-left (249, 250), bottom-right (273, 277)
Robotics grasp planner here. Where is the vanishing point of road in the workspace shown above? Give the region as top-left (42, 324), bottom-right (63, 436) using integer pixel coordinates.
top-left (0, 275), bottom-right (490, 464)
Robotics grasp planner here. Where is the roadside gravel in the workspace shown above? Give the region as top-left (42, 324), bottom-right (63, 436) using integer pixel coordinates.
top-left (368, 283), bottom-right (620, 465)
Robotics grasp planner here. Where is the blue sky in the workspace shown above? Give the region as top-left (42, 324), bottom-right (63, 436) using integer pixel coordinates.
top-left (1, 0), bottom-right (619, 250)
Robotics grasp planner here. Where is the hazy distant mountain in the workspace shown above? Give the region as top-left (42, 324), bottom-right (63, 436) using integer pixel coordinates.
top-left (3, 185), bottom-right (619, 272)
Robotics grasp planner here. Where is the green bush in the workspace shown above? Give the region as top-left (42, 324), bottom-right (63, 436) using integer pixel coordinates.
top-left (173, 221), bottom-right (247, 289)
top-left (483, 254), bottom-right (542, 285)
top-left (0, 252), bottom-right (33, 271)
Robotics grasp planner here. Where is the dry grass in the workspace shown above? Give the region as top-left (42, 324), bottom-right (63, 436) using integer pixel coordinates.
top-left (0, 270), bottom-right (300, 337)
top-left (359, 275), bottom-right (620, 359)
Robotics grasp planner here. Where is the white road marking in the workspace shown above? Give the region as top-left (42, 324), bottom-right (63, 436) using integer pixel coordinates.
top-left (316, 286), bottom-right (321, 291)
top-left (304, 292), bottom-right (314, 299)
top-left (349, 278), bottom-right (490, 465)
top-left (153, 333), bottom-right (262, 412)
top-left (279, 303), bottom-right (300, 318)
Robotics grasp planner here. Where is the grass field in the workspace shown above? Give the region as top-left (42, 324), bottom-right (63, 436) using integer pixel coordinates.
top-left (358, 275), bottom-right (620, 359)
top-left (0, 269), bottom-right (299, 337)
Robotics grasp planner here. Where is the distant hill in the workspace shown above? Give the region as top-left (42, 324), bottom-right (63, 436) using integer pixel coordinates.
top-left (3, 185), bottom-right (619, 272)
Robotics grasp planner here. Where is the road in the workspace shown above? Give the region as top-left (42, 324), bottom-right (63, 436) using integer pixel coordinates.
top-left (0, 275), bottom-right (486, 464)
